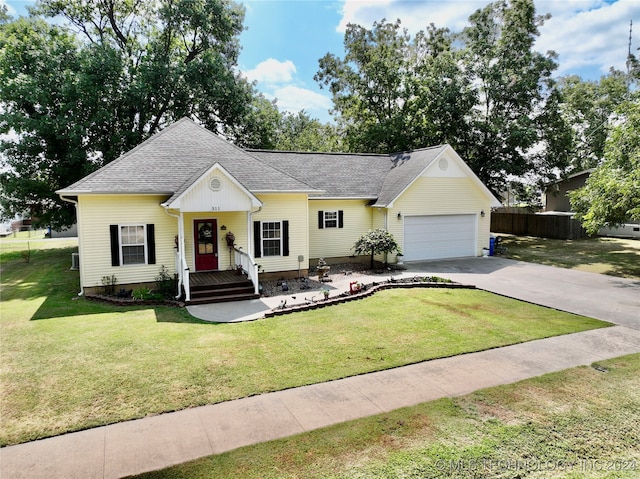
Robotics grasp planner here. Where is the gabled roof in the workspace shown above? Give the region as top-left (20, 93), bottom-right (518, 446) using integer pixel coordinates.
top-left (57, 117), bottom-right (499, 207)
top-left (57, 118), bottom-right (319, 197)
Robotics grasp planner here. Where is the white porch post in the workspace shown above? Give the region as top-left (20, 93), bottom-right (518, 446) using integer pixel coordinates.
top-left (178, 212), bottom-right (190, 302)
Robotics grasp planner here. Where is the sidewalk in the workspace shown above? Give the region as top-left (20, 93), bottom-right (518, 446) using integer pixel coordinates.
top-left (2, 325), bottom-right (639, 479)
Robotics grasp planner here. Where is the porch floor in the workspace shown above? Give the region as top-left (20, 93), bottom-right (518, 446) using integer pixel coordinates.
top-left (187, 270), bottom-right (259, 304)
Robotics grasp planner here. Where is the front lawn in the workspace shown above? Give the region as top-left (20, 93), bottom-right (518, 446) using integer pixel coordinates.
top-left (500, 235), bottom-right (640, 279)
top-left (1, 240), bottom-right (609, 446)
top-left (134, 354), bottom-right (640, 479)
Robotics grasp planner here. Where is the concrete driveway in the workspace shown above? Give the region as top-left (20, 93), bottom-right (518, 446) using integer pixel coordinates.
top-left (404, 257), bottom-right (640, 330)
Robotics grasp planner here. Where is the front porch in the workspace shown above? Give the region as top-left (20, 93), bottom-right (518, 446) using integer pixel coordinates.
top-left (187, 270), bottom-right (259, 305)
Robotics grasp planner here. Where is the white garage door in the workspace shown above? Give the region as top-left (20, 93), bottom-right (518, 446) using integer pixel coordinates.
top-left (404, 214), bottom-right (476, 261)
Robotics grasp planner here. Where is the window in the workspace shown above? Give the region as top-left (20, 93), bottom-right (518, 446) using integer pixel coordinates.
top-left (323, 211), bottom-right (338, 228)
top-left (110, 224), bottom-right (155, 266)
top-left (318, 210), bottom-right (344, 229)
top-left (121, 225), bottom-right (146, 264)
top-left (253, 220), bottom-right (289, 258)
top-left (262, 221), bottom-right (281, 256)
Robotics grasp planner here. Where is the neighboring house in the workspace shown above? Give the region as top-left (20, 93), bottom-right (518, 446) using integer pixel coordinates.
top-left (543, 169), bottom-right (594, 212)
top-left (57, 118), bottom-right (501, 302)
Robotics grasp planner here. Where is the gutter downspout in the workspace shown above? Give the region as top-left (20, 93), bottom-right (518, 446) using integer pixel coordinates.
top-left (162, 206), bottom-right (187, 300)
top-left (60, 195), bottom-right (83, 296)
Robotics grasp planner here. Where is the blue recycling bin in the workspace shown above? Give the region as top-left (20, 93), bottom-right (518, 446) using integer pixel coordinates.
top-left (489, 237), bottom-right (495, 256)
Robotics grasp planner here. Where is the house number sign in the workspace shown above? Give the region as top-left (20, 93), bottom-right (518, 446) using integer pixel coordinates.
top-left (211, 206), bottom-right (221, 211)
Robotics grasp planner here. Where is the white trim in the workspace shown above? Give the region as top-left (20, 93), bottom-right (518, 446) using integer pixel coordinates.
top-left (118, 224), bottom-right (147, 266)
top-left (379, 145), bottom-right (502, 208)
top-left (164, 163), bottom-right (262, 209)
top-left (260, 220), bottom-right (283, 257)
top-left (322, 210), bottom-right (338, 228)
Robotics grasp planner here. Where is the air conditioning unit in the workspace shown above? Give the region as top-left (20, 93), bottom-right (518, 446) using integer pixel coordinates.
top-left (71, 253), bottom-right (80, 270)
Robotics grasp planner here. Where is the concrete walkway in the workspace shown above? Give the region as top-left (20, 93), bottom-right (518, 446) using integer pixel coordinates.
top-left (2, 258), bottom-right (640, 478)
top-left (2, 326), bottom-right (639, 479)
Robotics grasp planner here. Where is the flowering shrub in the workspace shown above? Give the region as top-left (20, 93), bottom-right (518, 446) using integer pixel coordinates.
top-left (352, 229), bottom-right (400, 268)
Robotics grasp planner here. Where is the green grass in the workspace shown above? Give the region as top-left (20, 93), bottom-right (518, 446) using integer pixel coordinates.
top-left (501, 235), bottom-right (640, 280)
top-left (133, 354), bottom-right (640, 479)
top-left (1, 239), bottom-right (609, 446)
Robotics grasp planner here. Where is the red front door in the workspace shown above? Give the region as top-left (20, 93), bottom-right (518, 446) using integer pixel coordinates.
top-left (194, 219), bottom-right (218, 271)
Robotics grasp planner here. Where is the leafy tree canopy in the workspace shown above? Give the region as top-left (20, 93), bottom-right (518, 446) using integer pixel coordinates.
top-left (316, 0), bottom-right (573, 194)
top-left (570, 99), bottom-right (640, 235)
top-left (0, 0), bottom-right (273, 228)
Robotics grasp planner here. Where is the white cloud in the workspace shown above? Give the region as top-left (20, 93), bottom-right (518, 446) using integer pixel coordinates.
top-left (336, 0), bottom-right (640, 80)
top-left (242, 58), bottom-right (333, 120)
top-left (1, 0), bottom-right (17, 15)
top-left (537, 0), bottom-right (640, 77)
top-left (243, 58), bottom-right (296, 84)
top-left (270, 86), bottom-right (333, 114)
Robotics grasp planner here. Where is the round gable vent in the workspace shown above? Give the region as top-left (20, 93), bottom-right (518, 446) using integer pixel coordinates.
top-left (438, 158), bottom-right (449, 171)
top-left (209, 177), bottom-right (222, 191)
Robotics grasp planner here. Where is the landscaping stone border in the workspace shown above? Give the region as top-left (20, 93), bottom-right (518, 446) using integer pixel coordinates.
top-left (264, 280), bottom-right (476, 318)
top-left (85, 294), bottom-right (185, 308)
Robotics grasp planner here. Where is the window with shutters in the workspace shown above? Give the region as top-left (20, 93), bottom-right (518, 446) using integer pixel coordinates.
top-left (262, 221), bottom-right (282, 256)
top-left (318, 210), bottom-right (344, 229)
top-left (120, 225), bottom-right (146, 265)
top-left (110, 224), bottom-right (155, 266)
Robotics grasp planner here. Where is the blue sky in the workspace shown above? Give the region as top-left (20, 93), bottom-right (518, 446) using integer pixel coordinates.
top-left (4, 0), bottom-right (639, 122)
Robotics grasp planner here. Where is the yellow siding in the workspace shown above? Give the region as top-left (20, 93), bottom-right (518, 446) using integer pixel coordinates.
top-left (77, 195), bottom-right (177, 289)
top-left (389, 177), bottom-right (491, 257)
top-left (308, 200), bottom-right (373, 259)
top-left (252, 194), bottom-right (309, 273)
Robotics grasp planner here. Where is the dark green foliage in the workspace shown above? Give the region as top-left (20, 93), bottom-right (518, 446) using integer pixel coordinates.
top-left (0, 0), bottom-right (270, 228)
top-left (155, 265), bottom-right (176, 299)
top-left (570, 99), bottom-right (640, 234)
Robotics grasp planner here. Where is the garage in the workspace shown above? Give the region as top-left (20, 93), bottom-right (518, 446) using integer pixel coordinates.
top-left (403, 214), bottom-right (476, 261)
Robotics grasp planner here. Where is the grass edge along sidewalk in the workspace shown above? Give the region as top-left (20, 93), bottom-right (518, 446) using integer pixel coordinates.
top-left (132, 353), bottom-right (640, 479)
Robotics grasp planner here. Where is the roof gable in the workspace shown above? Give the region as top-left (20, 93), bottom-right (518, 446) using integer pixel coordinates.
top-left (163, 163), bottom-right (262, 211)
top-left (57, 118), bottom-right (317, 196)
top-left (373, 145), bottom-right (501, 208)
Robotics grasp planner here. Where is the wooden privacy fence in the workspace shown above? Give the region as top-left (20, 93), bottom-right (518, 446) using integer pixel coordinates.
top-left (491, 213), bottom-right (588, 240)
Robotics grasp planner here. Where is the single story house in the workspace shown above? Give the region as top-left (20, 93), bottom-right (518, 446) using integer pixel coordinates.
top-left (57, 118), bottom-right (501, 302)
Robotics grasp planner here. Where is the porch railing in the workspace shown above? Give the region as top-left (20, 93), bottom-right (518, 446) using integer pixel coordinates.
top-left (234, 247), bottom-right (259, 295)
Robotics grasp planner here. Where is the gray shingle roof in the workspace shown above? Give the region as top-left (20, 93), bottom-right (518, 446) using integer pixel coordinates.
top-left (249, 146), bottom-right (447, 206)
top-left (57, 118), bottom-right (318, 197)
top-left (57, 118), bottom-right (453, 207)
top-left (247, 150), bottom-right (390, 198)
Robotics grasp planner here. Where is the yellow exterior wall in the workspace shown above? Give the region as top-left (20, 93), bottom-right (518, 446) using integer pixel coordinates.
top-left (76, 195), bottom-right (177, 290)
top-left (308, 199), bottom-right (373, 260)
top-left (389, 177), bottom-right (492, 258)
top-left (252, 194), bottom-right (309, 273)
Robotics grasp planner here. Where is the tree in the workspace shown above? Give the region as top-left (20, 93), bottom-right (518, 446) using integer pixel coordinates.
top-left (274, 111), bottom-right (342, 152)
top-left (0, 0), bottom-right (268, 228)
top-left (0, 17), bottom-right (88, 227)
top-left (315, 1), bottom-right (570, 194)
top-left (459, 0), bottom-right (566, 192)
top-left (569, 99), bottom-right (640, 235)
top-left (557, 71), bottom-right (630, 172)
top-left (315, 19), bottom-right (415, 153)
top-left (352, 229), bottom-right (400, 269)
